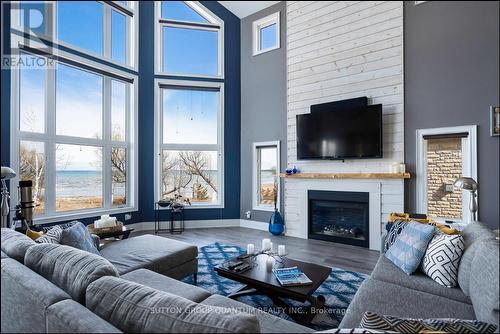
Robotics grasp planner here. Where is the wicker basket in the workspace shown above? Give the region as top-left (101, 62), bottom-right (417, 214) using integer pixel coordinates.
top-left (87, 221), bottom-right (123, 235)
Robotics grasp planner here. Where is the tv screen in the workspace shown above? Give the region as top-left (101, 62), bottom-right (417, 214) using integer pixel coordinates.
top-left (296, 104), bottom-right (383, 160)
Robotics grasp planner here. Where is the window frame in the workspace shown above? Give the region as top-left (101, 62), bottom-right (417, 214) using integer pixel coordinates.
top-left (154, 1), bottom-right (224, 79)
top-left (252, 141), bottom-right (280, 212)
top-left (416, 125), bottom-right (478, 224)
top-left (154, 79), bottom-right (225, 209)
top-left (252, 11), bottom-right (280, 56)
top-left (9, 34), bottom-right (139, 224)
top-left (10, 0), bottom-right (139, 70)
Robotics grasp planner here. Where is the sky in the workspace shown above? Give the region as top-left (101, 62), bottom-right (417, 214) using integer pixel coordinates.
top-left (19, 1), bottom-right (224, 171)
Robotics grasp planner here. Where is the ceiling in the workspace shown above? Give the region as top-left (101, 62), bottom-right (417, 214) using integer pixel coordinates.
top-left (218, 1), bottom-right (280, 18)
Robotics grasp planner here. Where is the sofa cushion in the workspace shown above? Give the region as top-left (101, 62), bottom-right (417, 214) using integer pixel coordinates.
top-left (339, 278), bottom-right (475, 329)
top-left (360, 311), bottom-right (497, 333)
top-left (100, 235), bottom-right (197, 275)
top-left (385, 221), bottom-right (435, 275)
top-left (469, 240), bottom-right (499, 327)
top-left (1, 250), bottom-right (8, 259)
top-left (86, 276), bottom-right (261, 333)
top-left (384, 220), bottom-right (408, 252)
top-left (370, 255), bottom-right (470, 304)
top-left (25, 243), bottom-right (119, 304)
top-left (1, 258), bottom-right (71, 333)
top-left (458, 222), bottom-right (496, 296)
top-left (122, 269), bottom-right (211, 302)
top-left (46, 299), bottom-right (122, 333)
top-left (200, 294), bottom-right (314, 333)
top-left (421, 233), bottom-right (465, 287)
top-left (60, 222), bottom-right (100, 255)
top-left (1, 228), bottom-right (36, 262)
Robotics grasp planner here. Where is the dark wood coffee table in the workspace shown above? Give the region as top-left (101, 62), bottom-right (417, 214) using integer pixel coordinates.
top-left (215, 254), bottom-right (332, 325)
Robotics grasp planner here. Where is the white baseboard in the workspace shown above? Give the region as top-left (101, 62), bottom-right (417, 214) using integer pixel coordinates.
top-left (239, 219), bottom-right (269, 231)
top-left (127, 219), bottom-right (268, 232)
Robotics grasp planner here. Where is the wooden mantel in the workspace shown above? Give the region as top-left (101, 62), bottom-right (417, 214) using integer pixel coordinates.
top-left (279, 172), bottom-right (411, 180)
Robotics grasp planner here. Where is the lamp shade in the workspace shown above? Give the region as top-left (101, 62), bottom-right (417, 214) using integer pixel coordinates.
top-left (454, 177), bottom-right (478, 191)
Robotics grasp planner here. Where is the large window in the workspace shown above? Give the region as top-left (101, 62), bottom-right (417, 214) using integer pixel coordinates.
top-left (13, 1), bottom-right (137, 68)
top-left (156, 1), bottom-right (223, 77)
top-left (155, 80), bottom-right (223, 207)
top-left (253, 142), bottom-right (280, 211)
top-left (11, 2), bottom-right (137, 223)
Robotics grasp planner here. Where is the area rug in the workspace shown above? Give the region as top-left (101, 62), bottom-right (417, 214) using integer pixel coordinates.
top-left (182, 242), bottom-right (368, 331)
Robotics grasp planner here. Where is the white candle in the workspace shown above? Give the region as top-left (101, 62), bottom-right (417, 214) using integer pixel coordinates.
top-left (262, 238), bottom-right (271, 251)
top-left (246, 243), bottom-right (255, 255)
top-left (266, 256), bottom-right (274, 271)
top-left (278, 245), bottom-right (286, 256)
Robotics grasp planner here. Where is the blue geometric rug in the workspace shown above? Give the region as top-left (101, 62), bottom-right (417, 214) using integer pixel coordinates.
top-left (182, 242), bottom-right (367, 331)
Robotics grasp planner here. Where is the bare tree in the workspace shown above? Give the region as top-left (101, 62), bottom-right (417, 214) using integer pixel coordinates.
top-left (161, 152), bottom-right (193, 197)
top-left (19, 144), bottom-right (45, 204)
top-left (178, 151), bottom-right (217, 193)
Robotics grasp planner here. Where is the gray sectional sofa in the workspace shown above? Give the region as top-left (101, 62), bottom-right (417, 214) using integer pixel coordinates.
top-left (1, 228), bottom-right (311, 333)
top-left (340, 221), bottom-right (500, 329)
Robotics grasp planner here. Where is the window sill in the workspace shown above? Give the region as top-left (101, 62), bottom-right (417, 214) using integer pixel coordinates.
top-left (31, 206), bottom-right (138, 225)
top-left (155, 204), bottom-right (225, 210)
top-left (253, 45), bottom-right (280, 57)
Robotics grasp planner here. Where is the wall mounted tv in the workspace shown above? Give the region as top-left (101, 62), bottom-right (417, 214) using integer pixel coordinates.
top-left (296, 99), bottom-right (383, 160)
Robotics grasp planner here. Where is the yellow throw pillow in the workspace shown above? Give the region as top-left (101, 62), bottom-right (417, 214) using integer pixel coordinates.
top-left (26, 228), bottom-right (44, 240)
top-left (387, 213), bottom-right (460, 235)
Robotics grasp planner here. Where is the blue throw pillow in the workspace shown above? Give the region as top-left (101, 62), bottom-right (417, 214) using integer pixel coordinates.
top-left (60, 222), bottom-right (100, 255)
top-left (385, 221), bottom-right (435, 275)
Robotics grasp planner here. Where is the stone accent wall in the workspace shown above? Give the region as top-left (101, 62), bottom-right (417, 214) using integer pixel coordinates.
top-left (426, 138), bottom-right (463, 218)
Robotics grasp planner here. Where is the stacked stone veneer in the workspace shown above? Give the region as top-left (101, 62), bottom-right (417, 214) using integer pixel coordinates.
top-left (426, 138), bottom-right (463, 219)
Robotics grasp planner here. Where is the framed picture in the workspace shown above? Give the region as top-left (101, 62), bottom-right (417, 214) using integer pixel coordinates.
top-left (491, 106), bottom-right (500, 137)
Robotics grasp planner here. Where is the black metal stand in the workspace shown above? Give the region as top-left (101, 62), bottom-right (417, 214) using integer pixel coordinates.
top-left (154, 201), bottom-right (171, 234)
top-left (154, 201), bottom-right (185, 234)
top-left (170, 208), bottom-right (185, 234)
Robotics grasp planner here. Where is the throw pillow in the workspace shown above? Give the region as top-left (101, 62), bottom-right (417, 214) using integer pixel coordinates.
top-left (385, 221), bottom-right (435, 275)
top-left (60, 222), bottom-right (100, 255)
top-left (26, 228), bottom-right (44, 240)
top-left (360, 311), bottom-right (497, 333)
top-left (384, 220), bottom-right (408, 252)
top-left (35, 225), bottom-right (63, 244)
top-left (421, 233), bottom-right (465, 287)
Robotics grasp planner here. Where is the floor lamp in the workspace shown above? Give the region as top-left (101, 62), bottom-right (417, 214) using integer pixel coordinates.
top-left (454, 177), bottom-right (478, 223)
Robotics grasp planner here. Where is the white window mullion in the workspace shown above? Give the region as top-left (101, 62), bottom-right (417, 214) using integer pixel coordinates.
top-left (103, 77), bottom-right (112, 209)
top-left (45, 60), bottom-right (57, 216)
top-left (103, 4), bottom-right (111, 59)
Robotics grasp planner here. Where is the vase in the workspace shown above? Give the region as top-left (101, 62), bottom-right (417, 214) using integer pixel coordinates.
top-left (268, 209), bottom-right (284, 236)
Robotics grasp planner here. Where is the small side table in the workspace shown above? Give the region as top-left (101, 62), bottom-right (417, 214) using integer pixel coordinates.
top-left (154, 201), bottom-right (185, 234)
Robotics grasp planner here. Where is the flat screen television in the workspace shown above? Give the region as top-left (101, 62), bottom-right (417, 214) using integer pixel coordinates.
top-left (296, 104), bottom-right (383, 160)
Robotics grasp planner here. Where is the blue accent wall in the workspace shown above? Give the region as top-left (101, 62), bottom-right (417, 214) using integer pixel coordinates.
top-left (0, 1), bottom-right (241, 226)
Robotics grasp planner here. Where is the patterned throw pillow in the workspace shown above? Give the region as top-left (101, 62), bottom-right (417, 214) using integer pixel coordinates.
top-left (35, 225), bottom-right (63, 244)
top-left (385, 221), bottom-right (435, 275)
top-left (360, 311), bottom-right (497, 333)
top-left (60, 222), bottom-right (100, 255)
top-left (421, 233), bottom-right (465, 287)
top-left (384, 220), bottom-right (408, 252)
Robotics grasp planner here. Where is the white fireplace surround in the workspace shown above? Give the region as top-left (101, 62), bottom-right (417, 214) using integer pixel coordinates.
top-left (288, 180), bottom-right (382, 251)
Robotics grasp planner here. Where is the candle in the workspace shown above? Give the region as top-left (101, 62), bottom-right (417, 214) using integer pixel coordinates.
top-left (246, 243), bottom-right (255, 255)
top-left (266, 256), bottom-right (274, 271)
top-left (262, 238), bottom-right (271, 251)
top-left (278, 245), bottom-right (286, 256)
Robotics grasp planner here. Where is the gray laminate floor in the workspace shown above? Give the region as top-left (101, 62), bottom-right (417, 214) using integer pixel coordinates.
top-left (135, 227), bottom-right (380, 274)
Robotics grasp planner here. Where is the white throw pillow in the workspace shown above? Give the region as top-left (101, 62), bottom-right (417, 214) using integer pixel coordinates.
top-left (421, 233), bottom-right (465, 287)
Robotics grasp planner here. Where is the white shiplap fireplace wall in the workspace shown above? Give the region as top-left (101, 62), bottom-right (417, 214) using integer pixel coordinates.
top-left (284, 1), bottom-right (404, 250)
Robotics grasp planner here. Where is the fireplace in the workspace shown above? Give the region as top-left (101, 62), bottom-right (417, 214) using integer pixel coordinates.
top-left (308, 190), bottom-right (369, 248)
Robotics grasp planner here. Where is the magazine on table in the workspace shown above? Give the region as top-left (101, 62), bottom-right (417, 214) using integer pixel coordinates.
top-left (273, 266), bottom-right (312, 287)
